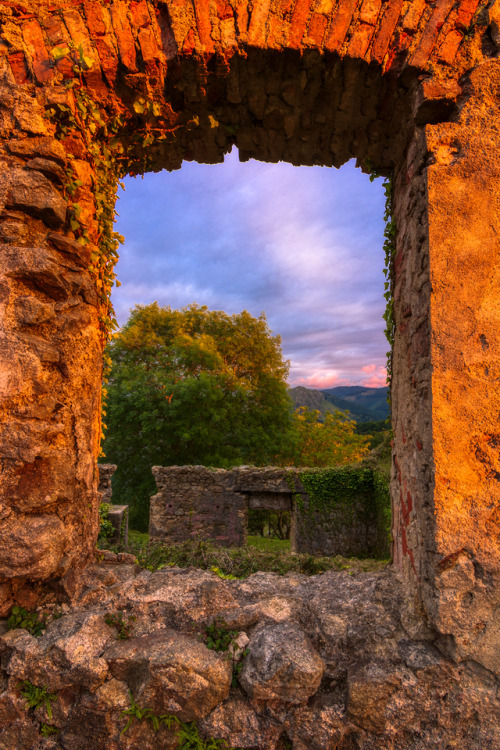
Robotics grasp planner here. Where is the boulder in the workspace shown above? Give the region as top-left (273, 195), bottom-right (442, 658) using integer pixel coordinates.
top-left (104, 628), bottom-right (232, 721)
top-left (239, 621), bottom-right (324, 703)
top-left (346, 661), bottom-right (401, 733)
top-left (2, 612), bottom-right (112, 691)
top-left (115, 567), bottom-right (238, 627)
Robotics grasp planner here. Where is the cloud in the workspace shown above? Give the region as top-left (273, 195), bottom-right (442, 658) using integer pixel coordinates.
top-left (112, 150), bottom-right (388, 387)
top-left (296, 372), bottom-right (350, 389)
top-left (360, 364), bottom-right (388, 388)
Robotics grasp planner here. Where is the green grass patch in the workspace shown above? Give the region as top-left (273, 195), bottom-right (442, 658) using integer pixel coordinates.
top-left (124, 537), bottom-right (387, 578)
top-left (128, 529), bottom-right (149, 548)
top-left (246, 535), bottom-right (291, 553)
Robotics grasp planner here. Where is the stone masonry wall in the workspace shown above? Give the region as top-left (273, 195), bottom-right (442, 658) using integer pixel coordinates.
top-left (150, 466), bottom-right (248, 548)
top-left (150, 465), bottom-right (389, 558)
top-left (294, 496), bottom-right (387, 558)
top-left (97, 463), bottom-right (116, 504)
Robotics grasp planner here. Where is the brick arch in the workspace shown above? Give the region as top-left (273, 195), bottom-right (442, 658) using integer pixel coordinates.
top-left (0, 0), bottom-right (499, 678)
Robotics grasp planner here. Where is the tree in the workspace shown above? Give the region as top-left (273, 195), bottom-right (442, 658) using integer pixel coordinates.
top-left (101, 302), bottom-right (294, 530)
top-left (276, 406), bottom-right (371, 468)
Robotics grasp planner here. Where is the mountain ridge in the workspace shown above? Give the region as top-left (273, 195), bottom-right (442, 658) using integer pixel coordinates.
top-left (289, 385), bottom-right (389, 423)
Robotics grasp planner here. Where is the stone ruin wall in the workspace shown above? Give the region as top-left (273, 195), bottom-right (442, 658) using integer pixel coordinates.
top-left (0, 0), bottom-right (497, 712)
top-left (150, 465), bottom-right (391, 558)
top-left (97, 463), bottom-right (116, 505)
top-left (97, 463), bottom-right (129, 547)
top-left (150, 466), bottom-right (248, 549)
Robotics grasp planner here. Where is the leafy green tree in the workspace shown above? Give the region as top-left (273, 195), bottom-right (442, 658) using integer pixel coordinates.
top-left (276, 406), bottom-right (371, 468)
top-left (101, 303), bottom-right (294, 530)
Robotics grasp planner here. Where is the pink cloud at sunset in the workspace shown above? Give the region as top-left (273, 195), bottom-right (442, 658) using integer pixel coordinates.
top-left (361, 364), bottom-right (388, 388)
top-left (296, 372), bottom-right (350, 390)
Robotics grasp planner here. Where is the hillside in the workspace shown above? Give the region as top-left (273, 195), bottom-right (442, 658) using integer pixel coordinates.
top-left (322, 386), bottom-right (389, 422)
top-left (288, 386), bottom-right (337, 418)
top-left (289, 386), bottom-right (389, 423)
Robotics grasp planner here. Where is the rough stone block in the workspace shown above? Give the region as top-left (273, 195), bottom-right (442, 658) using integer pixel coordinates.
top-left (107, 504), bottom-right (129, 547)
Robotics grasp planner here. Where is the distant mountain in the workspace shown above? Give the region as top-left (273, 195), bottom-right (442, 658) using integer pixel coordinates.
top-left (288, 386), bottom-right (338, 419)
top-left (288, 385), bottom-right (389, 423)
top-left (321, 386), bottom-right (389, 422)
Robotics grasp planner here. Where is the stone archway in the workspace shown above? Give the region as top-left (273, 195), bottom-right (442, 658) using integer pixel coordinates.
top-left (0, 0), bottom-right (499, 678)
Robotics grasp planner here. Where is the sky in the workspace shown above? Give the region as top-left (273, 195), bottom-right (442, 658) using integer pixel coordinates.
top-left (112, 148), bottom-right (388, 390)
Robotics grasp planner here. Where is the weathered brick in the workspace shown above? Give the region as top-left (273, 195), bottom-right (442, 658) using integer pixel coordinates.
top-left (129, 0), bottom-right (151, 30)
top-left (110, 0), bottom-right (138, 71)
top-left (247, 0), bottom-right (272, 47)
top-left (325, 0), bottom-right (357, 52)
top-left (95, 34), bottom-right (119, 85)
top-left (409, 0), bottom-right (455, 69)
top-left (436, 28), bottom-right (463, 65)
top-left (305, 12), bottom-right (328, 47)
top-left (401, 0), bottom-right (427, 33)
top-left (193, 0), bottom-right (215, 52)
top-left (456, 0), bottom-right (481, 30)
top-left (371, 0), bottom-right (405, 65)
top-left (215, 0), bottom-right (234, 22)
top-left (83, 0), bottom-right (107, 37)
top-left (234, 2), bottom-right (250, 37)
top-left (347, 22), bottom-right (376, 58)
top-left (154, 2), bottom-right (178, 60)
top-left (63, 9), bottom-right (95, 65)
top-left (288, 0), bottom-right (311, 48)
top-left (22, 18), bottom-right (53, 83)
top-left (8, 51), bottom-right (30, 85)
top-left (358, 0), bottom-right (382, 27)
top-left (42, 15), bottom-right (66, 46)
top-left (137, 26), bottom-right (160, 63)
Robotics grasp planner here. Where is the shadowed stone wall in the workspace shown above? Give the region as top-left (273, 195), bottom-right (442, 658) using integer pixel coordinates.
top-left (97, 463), bottom-right (116, 504)
top-left (97, 463), bottom-right (129, 546)
top-left (0, 0), bottom-right (498, 680)
top-left (150, 465), bottom-right (390, 558)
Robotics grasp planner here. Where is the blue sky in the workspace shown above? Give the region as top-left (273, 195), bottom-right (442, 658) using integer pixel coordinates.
top-left (112, 148), bottom-right (388, 389)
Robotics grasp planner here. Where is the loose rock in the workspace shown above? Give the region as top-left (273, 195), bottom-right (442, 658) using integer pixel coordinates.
top-left (239, 620), bottom-right (325, 703)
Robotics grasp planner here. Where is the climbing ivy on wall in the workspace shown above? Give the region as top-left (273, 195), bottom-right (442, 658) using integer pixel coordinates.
top-left (369, 169), bottom-right (396, 392)
top-left (298, 467), bottom-right (374, 514)
top-left (45, 44), bottom-right (192, 340)
top-left (288, 466), bottom-right (391, 558)
top-left (46, 73), bottom-right (124, 338)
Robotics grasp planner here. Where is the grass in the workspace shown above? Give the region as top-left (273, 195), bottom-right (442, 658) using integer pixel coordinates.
top-left (121, 535), bottom-right (388, 578)
top-left (128, 529), bottom-right (149, 547)
top-left (246, 535), bottom-right (291, 553)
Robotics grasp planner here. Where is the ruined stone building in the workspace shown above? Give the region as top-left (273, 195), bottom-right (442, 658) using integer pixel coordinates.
top-left (0, 1), bottom-right (499, 747)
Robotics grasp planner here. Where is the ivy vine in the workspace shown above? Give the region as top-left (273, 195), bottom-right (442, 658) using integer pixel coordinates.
top-left (298, 467), bottom-right (374, 516)
top-left (369, 170), bottom-right (396, 394)
top-left (286, 466), bottom-right (391, 556)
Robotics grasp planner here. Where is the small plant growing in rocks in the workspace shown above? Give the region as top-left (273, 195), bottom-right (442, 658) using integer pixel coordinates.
top-left (105, 611), bottom-right (136, 639)
top-left (20, 681), bottom-right (57, 720)
top-left (204, 619), bottom-right (249, 689)
top-left (121, 692), bottom-right (233, 748)
top-left (98, 503), bottom-right (115, 546)
top-left (121, 691), bottom-right (180, 734)
top-left (40, 723), bottom-right (59, 737)
top-left (7, 606), bottom-right (46, 637)
top-left (204, 619), bottom-right (239, 653)
top-left (210, 566), bottom-right (238, 580)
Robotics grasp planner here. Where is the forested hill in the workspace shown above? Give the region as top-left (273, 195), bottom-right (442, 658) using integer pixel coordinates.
top-left (289, 385), bottom-right (389, 423)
